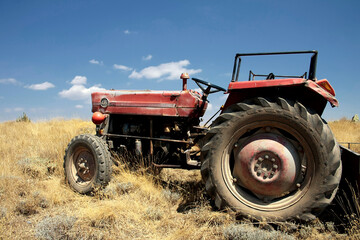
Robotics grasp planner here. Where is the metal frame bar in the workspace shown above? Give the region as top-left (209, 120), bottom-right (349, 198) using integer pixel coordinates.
top-left (231, 50), bottom-right (318, 82)
top-left (339, 142), bottom-right (360, 150)
top-left (104, 133), bottom-right (190, 144)
top-left (248, 70), bottom-right (308, 81)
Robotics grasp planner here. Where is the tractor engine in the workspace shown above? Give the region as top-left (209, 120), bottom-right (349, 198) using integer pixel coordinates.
top-left (90, 86), bottom-right (208, 168)
top-left (107, 114), bottom-right (196, 166)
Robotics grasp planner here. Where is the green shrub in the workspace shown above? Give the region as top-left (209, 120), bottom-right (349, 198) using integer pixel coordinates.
top-left (16, 112), bottom-right (31, 122)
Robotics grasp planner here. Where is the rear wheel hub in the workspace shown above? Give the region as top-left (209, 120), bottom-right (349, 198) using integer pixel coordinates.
top-left (233, 133), bottom-right (301, 199)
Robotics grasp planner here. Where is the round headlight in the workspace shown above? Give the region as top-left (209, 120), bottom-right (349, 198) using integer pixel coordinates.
top-left (100, 98), bottom-right (109, 108)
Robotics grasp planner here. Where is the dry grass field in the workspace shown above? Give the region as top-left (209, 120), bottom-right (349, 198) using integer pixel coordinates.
top-left (329, 119), bottom-right (360, 153)
top-left (0, 118), bottom-right (359, 239)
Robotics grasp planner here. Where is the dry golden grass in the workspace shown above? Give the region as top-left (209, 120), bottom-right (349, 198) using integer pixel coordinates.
top-left (329, 119), bottom-right (360, 153)
top-left (0, 118), bottom-right (358, 239)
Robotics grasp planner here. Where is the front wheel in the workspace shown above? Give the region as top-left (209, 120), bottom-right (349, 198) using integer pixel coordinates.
top-left (64, 134), bottom-right (112, 193)
top-left (201, 97), bottom-right (341, 221)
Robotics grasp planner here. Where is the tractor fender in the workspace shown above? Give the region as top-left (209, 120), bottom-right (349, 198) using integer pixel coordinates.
top-left (222, 78), bottom-right (338, 115)
top-left (305, 80), bottom-right (338, 107)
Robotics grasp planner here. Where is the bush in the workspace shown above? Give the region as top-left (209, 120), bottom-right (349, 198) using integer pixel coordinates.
top-left (144, 207), bottom-right (163, 221)
top-left (162, 189), bottom-right (181, 204)
top-left (35, 214), bottom-right (77, 240)
top-left (223, 224), bottom-right (295, 240)
top-left (17, 157), bottom-right (56, 179)
top-left (16, 112), bottom-right (31, 122)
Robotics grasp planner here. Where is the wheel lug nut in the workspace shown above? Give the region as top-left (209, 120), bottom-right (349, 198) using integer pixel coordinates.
top-left (273, 165), bottom-right (278, 169)
top-left (234, 143), bottom-right (238, 148)
top-left (265, 155), bottom-right (269, 159)
top-left (271, 158), bottom-right (275, 162)
top-left (264, 173), bottom-right (269, 178)
top-left (258, 157), bottom-right (263, 162)
top-left (296, 183), bottom-right (301, 188)
top-left (255, 164), bottom-right (260, 168)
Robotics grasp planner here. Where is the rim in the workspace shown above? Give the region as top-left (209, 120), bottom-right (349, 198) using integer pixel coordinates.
top-left (221, 120), bottom-right (315, 211)
top-left (69, 145), bottom-right (96, 185)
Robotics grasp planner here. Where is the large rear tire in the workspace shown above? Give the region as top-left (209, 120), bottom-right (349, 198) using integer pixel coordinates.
top-left (64, 134), bottom-right (112, 194)
top-left (201, 97), bottom-right (341, 221)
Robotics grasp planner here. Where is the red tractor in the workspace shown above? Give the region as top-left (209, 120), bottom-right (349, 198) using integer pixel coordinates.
top-left (64, 51), bottom-right (360, 221)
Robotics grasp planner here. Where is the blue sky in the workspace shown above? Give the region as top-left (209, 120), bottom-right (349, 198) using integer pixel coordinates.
top-left (0, 0), bottom-right (359, 122)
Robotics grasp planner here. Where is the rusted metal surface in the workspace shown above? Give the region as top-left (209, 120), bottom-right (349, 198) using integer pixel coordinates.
top-left (226, 78), bottom-right (338, 108)
top-left (103, 133), bottom-right (190, 144)
top-left (149, 119), bottom-right (153, 155)
top-left (181, 72), bottom-right (189, 90)
top-left (223, 78), bottom-right (338, 113)
top-left (227, 78), bottom-right (307, 90)
top-left (73, 147), bottom-right (96, 182)
top-left (92, 90), bottom-right (207, 118)
top-left (152, 163), bottom-right (182, 168)
top-left (232, 133), bottom-right (301, 198)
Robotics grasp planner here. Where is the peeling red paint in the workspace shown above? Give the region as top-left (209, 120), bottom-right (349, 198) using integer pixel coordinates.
top-left (91, 90), bottom-right (207, 118)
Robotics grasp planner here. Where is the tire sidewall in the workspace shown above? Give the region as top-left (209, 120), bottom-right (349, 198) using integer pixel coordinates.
top-left (208, 107), bottom-right (330, 220)
top-left (64, 135), bottom-right (107, 194)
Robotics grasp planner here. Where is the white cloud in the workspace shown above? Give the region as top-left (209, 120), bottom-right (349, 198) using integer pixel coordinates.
top-left (5, 107), bottom-right (24, 113)
top-left (124, 30), bottom-right (130, 34)
top-left (89, 59), bottom-right (99, 64)
top-left (129, 60), bottom-right (202, 80)
top-left (89, 59), bottom-right (103, 65)
top-left (0, 78), bottom-right (21, 85)
top-left (59, 76), bottom-right (105, 101)
top-left (59, 84), bottom-right (105, 101)
top-left (71, 76), bottom-right (87, 85)
top-left (29, 107), bottom-right (45, 113)
top-left (113, 64), bottom-right (132, 71)
top-left (75, 105), bottom-right (83, 109)
top-left (142, 55), bottom-right (152, 61)
top-left (26, 81), bottom-right (55, 90)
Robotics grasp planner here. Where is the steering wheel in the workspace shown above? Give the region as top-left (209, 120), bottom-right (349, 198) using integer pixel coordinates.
top-left (191, 78), bottom-right (226, 94)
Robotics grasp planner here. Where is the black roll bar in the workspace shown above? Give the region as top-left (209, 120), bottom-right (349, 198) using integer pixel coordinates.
top-left (231, 50), bottom-right (318, 82)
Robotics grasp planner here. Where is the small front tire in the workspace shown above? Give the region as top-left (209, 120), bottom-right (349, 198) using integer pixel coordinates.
top-left (64, 134), bottom-right (112, 193)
